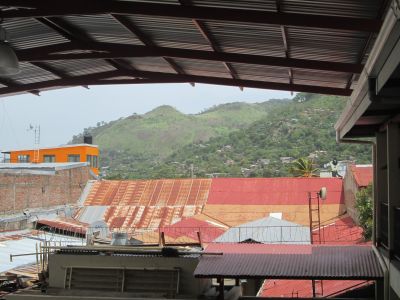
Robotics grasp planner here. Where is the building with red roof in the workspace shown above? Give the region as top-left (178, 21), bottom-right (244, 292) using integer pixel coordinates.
top-left (204, 177), bottom-right (345, 226)
top-left (343, 164), bottom-right (373, 222)
top-left (258, 215), bottom-right (371, 298)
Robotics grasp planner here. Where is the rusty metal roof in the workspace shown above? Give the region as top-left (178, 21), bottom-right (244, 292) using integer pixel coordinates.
top-left (85, 179), bottom-right (211, 206)
top-left (36, 218), bottom-right (88, 235)
top-left (0, 0), bottom-right (390, 97)
top-left (194, 244), bottom-right (383, 279)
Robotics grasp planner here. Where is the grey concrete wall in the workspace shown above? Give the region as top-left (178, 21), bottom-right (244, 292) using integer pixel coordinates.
top-left (48, 254), bottom-right (208, 296)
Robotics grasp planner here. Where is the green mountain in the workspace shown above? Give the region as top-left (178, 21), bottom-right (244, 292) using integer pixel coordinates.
top-left (71, 100), bottom-right (289, 174)
top-left (72, 94), bottom-right (371, 179)
top-left (159, 94), bottom-right (371, 178)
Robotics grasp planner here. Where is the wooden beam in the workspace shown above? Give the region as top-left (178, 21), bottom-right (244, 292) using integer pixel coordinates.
top-left (1, 0), bottom-right (382, 32)
top-left (16, 43), bottom-right (363, 74)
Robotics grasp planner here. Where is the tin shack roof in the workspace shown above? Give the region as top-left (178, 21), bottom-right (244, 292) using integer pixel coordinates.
top-left (195, 244), bottom-right (383, 280)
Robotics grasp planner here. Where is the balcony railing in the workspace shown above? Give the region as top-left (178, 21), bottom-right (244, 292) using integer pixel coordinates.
top-left (35, 223), bottom-right (366, 245)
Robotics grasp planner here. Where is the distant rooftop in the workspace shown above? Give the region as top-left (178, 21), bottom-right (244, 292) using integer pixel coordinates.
top-left (349, 164), bottom-right (373, 187)
top-left (0, 162), bottom-right (89, 174)
top-left (214, 216), bottom-right (310, 244)
top-left (1, 143), bottom-right (98, 153)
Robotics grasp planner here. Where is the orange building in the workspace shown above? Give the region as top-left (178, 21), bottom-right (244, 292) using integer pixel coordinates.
top-left (1, 144), bottom-right (99, 174)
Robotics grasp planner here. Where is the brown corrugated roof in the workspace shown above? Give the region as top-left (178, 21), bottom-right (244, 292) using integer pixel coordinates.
top-left (0, 0), bottom-right (390, 97)
top-left (194, 244), bottom-right (383, 279)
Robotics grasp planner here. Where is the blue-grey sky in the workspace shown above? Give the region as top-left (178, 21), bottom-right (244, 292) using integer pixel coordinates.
top-left (0, 84), bottom-right (291, 150)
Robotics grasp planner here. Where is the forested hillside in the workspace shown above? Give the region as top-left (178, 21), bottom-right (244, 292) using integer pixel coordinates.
top-left (72, 94), bottom-right (371, 179)
top-left (71, 100), bottom-right (289, 175)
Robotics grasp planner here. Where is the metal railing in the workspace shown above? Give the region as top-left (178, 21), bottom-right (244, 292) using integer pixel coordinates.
top-left (33, 224), bottom-right (366, 246)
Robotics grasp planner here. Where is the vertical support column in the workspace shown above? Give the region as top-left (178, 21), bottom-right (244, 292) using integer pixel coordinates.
top-left (386, 122), bottom-right (400, 255)
top-left (218, 278), bottom-right (224, 300)
top-left (373, 142), bottom-right (378, 245)
top-left (376, 279), bottom-right (385, 300)
top-left (375, 131), bottom-right (387, 247)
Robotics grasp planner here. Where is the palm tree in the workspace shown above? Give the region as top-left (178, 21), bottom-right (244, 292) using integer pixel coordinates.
top-left (289, 157), bottom-right (319, 177)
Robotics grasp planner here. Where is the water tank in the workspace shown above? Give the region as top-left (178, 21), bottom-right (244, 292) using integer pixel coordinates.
top-left (83, 135), bottom-right (93, 144)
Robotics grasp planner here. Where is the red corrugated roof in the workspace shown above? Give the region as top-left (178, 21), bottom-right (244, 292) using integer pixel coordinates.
top-left (259, 216), bottom-right (371, 298)
top-left (260, 279), bottom-right (373, 298)
top-left (36, 218), bottom-right (88, 235)
top-left (207, 178), bottom-right (344, 205)
top-left (162, 217), bottom-right (226, 242)
top-left (350, 165), bottom-right (373, 187)
top-left (313, 216), bottom-right (367, 245)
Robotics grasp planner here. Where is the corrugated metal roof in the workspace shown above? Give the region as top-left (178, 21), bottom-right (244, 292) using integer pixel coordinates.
top-left (349, 164), bottom-right (373, 187)
top-left (259, 215), bottom-right (372, 297)
top-left (0, 0), bottom-right (389, 97)
top-left (314, 216), bottom-right (366, 245)
top-left (260, 279), bottom-right (373, 298)
top-left (214, 216), bottom-right (310, 244)
top-left (85, 179), bottom-right (211, 206)
top-left (162, 217), bottom-right (227, 243)
top-left (36, 218), bottom-right (88, 235)
top-left (207, 177), bottom-right (344, 205)
top-left (195, 244), bottom-right (383, 279)
top-left (0, 231), bottom-right (84, 273)
top-left (104, 205), bottom-right (203, 229)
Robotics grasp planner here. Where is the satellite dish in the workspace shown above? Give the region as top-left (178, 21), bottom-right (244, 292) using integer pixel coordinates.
top-left (318, 187), bottom-right (327, 200)
top-left (87, 221), bottom-right (109, 240)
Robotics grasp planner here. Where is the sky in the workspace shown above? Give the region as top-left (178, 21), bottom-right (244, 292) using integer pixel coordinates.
top-left (0, 83), bottom-right (292, 150)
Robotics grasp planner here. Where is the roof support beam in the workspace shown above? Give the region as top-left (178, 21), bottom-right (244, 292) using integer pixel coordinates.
top-left (30, 62), bottom-right (69, 79)
top-left (0, 0), bottom-right (382, 32)
top-left (179, 0), bottom-right (241, 89)
top-left (16, 43), bottom-right (363, 74)
top-left (276, 0), bottom-right (293, 88)
top-left (36, 17), bottom-right (139, 80)
top-left (0, 78), bottom-right (39, 96)
top-left (0, 69), bottom-right (352, 97)
top-left (112, 14), bottom-right (194, 86)
top-left (0, 70), bottom-right (128, 96)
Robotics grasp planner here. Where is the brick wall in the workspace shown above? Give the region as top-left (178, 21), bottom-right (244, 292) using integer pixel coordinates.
top-left (0, 166), bottom-right (90, 214)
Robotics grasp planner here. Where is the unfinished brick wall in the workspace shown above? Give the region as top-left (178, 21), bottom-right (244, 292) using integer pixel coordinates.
top-left (0, 166), bottom-right (90, 214)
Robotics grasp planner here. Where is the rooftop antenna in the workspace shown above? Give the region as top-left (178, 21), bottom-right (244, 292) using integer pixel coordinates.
top-left (27, 124), bottom-right (40, 163)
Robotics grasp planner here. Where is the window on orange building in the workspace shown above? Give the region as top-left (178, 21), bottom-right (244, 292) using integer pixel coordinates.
top-left (68, 154), bottom-right (80, 162)
top-left (86, 155), bottom-right (98, 168)
top-left (43, 155), bottom-right (56, 163)
top-left (93, 155), bottom-right (98, 168)
top-left (18, 155), bottom-right (30, 163)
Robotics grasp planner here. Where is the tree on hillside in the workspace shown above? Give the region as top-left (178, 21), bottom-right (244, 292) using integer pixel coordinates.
top-left (289, 157), bottom-right (319, 177)
top-left (293, 93), bottom-right (315, 102)
top-left (355, 184), bottom-right (373, 241)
